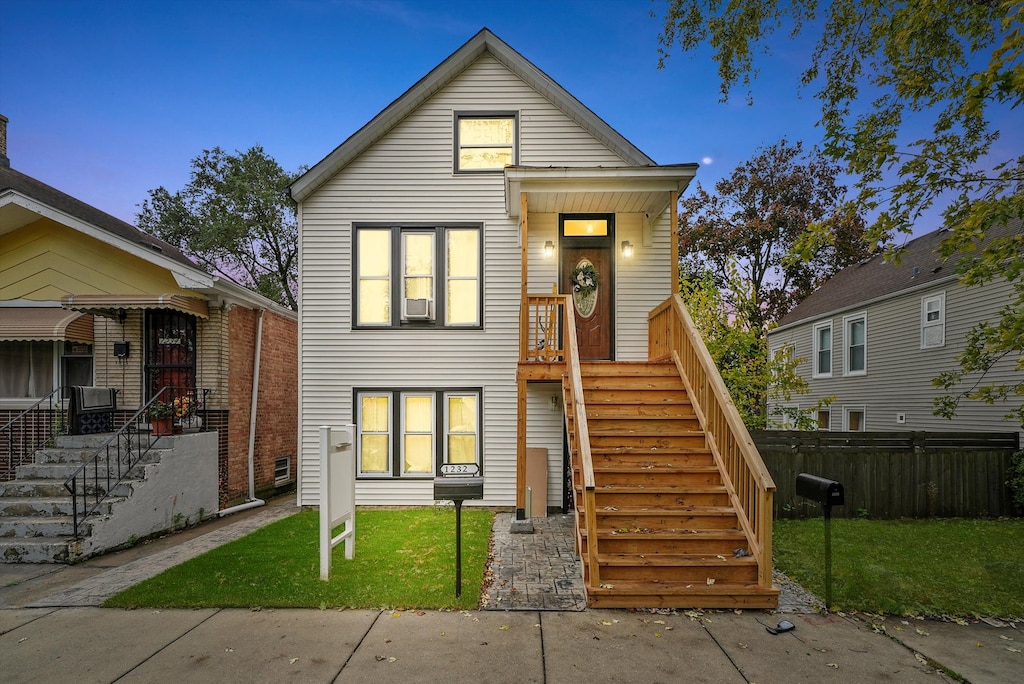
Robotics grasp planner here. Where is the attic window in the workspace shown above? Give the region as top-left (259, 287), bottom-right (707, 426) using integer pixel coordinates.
top-left (455, 113), bottom-right (517, 172)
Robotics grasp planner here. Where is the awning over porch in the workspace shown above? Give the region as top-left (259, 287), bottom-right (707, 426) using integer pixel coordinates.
top-left (60, 294), bottom-right (210, 320)
top-left (0, 307), bottom-right (94, 343)
top-left (503, 164), bottom-right (698, 219)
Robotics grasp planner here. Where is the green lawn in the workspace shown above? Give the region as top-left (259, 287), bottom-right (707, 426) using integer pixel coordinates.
top-left (774, 518), bottom-right (1024, 618)
top-left (105, 507), bottom-right (494, 610)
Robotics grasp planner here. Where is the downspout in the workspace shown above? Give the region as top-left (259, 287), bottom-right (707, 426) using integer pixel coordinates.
top-left (219, 308), bottom-right (267, 516)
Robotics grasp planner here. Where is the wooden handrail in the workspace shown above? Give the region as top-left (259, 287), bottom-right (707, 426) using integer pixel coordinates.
top-left (521, 294), bottom-right (599, 588)
top-left (649, 294), bottom-right (776, 589)
top-left (561, 296), bottom-right (599, 587)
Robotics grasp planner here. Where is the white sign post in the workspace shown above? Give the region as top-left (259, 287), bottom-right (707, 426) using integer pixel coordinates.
top-left (319, 425), bottom-right (355, 581)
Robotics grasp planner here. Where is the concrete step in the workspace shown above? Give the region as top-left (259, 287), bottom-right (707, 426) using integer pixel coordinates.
top-left (16, 462), bottom-right (148, 481)
top-left (0, 479), bottom-right (137, 498)
top-left (0, 537), bottom-right (71, 563)
top-left (0, 515), bottom-right (85, 538)
top-left (0, 497), bottom-right (117, 517)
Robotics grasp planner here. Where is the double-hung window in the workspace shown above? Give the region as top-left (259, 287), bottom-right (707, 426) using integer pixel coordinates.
top-left (812, 321), bottom-right (833, 378)
top-left (455, 112), bottom-right (517, 172)
top-left (921, 292), bottom-right (945, 348)
top-left (356, 389), bottom-right (481, 478)
top-left (844, 406), bottom-right (866, 431)
top-left (354, 225), bottom-right (481, 328)
top-left (844, 313), bottom-right (867, 375)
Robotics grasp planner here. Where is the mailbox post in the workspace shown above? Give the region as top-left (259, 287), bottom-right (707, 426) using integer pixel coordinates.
top-left (796, 473), bottom-right (845, 610)
top-left (433, 464), bottom-right (484, 597)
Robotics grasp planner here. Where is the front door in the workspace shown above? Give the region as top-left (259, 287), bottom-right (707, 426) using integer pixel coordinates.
top-left (560, 214), bottom-right (613, 361)
top-left (145, 309), bottom-right (197, 400)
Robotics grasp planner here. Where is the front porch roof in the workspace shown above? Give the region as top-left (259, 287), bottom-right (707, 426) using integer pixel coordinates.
top-left (503, 164), bottom-right (698, 219)
top-left (0, 307), bottom-right (94, 343)
top-left (61, 294), bottom-right (210, 320)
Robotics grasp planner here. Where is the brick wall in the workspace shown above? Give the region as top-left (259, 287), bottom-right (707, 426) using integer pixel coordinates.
top-left (224, 307), bottom-right (297, 507)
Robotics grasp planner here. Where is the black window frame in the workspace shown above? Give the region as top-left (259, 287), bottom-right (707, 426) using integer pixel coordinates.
top-left (353, 387), bottom-right (484, 479)
top-left (453, 111), bottom-right (519, 174)
top-left (352, 223), bottom-right (483, 330)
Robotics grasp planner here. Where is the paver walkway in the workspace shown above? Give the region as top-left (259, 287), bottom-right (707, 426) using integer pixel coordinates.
top-left (482, 512), bottom-right (587, 611)
top-left (480, 511), bottom-right (821, 613)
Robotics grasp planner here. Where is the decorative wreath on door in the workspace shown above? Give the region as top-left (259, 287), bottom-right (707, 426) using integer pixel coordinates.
top-left (570, 262), bottom-right (599, 297)
top-left (571, 260), bottom-right (599, 318)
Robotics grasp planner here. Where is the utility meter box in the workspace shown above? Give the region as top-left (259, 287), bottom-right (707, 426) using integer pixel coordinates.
top-left (796, 473), bottom-right (845, 508)
top-left (433, 476), bottom-right (484, 501)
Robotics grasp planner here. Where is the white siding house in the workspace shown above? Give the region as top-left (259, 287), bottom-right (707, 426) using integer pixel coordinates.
top-left (292, 29), bottom-right (696, 509)
top-left (767, 222), bottom-right (1023, 436)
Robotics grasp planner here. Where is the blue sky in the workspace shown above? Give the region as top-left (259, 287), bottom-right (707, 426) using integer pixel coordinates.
top-left (1, 1), bottom-right (1010, 231)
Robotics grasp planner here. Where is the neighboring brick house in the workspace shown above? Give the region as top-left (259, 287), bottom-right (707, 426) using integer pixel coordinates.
top-left (0, 115), bottom-right (298, 507)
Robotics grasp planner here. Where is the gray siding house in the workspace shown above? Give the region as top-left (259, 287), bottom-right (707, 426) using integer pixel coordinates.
top-left (290, 29), bottom-right (695, 509)
top-left (767, 222), bottom-right (1023, 436)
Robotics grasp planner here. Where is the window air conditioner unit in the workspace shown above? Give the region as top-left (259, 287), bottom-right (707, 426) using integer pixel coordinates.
top-left (403, 297), bottom-right (434, 320)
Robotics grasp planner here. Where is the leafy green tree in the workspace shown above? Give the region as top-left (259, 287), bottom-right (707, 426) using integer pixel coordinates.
top-left (137, 146), bottom-right (300, 309)
top-left (681, 265), bottom-right (826, 430)
top-left (679, 139), bottom-right (871, 332)
top-left (657, 0), bottom-right (1024, 427)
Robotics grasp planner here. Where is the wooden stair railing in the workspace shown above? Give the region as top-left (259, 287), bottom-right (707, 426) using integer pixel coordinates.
top-left (521, 294), bottom-right (598, 595)
top-left (648, 295), bottom-right (776, 591)
top-left (560, 297), bottom-right (600, 593)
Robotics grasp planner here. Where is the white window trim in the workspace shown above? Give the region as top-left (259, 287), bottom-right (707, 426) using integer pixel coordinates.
top-left (812, 320), bottom-right (833, 378)
top-left (921, 291), bottom-right (946, 349)
top-left (774, 403), bottom-right (799, 430)
top-left (843, 312), bottom-right (867, 376)
top-left (817, 408), bottom-right (832, 432)
top-left (843, 405), bottom-right (866, 431)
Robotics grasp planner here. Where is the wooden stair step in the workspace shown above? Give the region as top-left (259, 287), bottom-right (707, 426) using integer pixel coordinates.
top-left (591, 465), bottom-right (719, 474)
top-left (579, 363), bottom-right (677, 376)
top-left (597, 553), bottom-right (756, 566)
top-left (584, 390), bottom-right (693, 405)
top-left (593, 505), bottom-right (736, 516)
top-left (585, 404), bottom-right (695, 419)
top-left (587, 423), bottom-right (703, 436)
top-left (586, 581), bottom-right (780, 609)
top-left (582, 377), bottom-right (685, 390)
top-left (592, 528), bottom-right (745, 541)
top-left (595, 484), bottom-right (727, 494)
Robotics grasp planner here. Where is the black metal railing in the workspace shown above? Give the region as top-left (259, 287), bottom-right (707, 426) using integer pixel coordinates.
top-left (63, 386), bottom-right (210, 539)
top-left (1, 387), bottom-right (69, 481)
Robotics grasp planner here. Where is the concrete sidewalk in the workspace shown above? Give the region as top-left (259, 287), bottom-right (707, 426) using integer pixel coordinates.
top-left (4, 605), bottom-right (1018, 683)
top-left (1, 497), bottom-right (1020, 683)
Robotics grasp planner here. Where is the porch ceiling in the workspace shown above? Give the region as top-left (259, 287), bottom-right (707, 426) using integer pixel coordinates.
top-left (504, 165), bottom-right (698, 219)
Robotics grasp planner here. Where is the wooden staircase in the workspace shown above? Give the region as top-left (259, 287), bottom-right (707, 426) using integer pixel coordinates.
top-left (566, 361), bottom-right (779, 608)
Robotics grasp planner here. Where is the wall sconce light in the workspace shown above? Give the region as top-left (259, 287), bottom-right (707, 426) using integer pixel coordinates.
top-left (543, 240), bottom-right (555, 259)
top-left (621, 240), bottom-right (634, 258)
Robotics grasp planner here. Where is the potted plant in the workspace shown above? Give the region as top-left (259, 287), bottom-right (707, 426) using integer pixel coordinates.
top-left (147, 400), bottom-right (175, 436)
top-left (173, 394), bottom-right (201, 431)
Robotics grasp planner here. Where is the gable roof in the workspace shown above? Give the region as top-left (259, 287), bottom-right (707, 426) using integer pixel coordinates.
top-left (289, 28), bottom-right (658, 202)
top-left (1, 164), bottom-right (296, 317)
top-left (0, 164), bottom-right (195, 269)
top-left (774, 219), bottom-right (1023, 330)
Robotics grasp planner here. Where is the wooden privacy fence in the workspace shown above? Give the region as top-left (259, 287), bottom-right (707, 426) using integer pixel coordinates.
top-left (752, 431), bottom-right (1020, 519)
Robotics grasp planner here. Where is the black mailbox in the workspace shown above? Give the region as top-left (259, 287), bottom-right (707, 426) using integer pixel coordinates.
top-left (433, 477), bottom-right (484, 501)
top-left (796, 473), bottom-right (845, 507)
